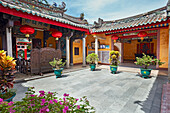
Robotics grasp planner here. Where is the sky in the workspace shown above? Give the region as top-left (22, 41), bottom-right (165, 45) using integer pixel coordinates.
top-left (47, 0), bottom-right (168, 24)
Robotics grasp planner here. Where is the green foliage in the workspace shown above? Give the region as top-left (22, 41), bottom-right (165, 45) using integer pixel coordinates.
top-left (49, 58), bottom-right (66, 70)
top-left (86, 53), bottom-right (99, 64)
top-left (134, 53), bottom-right (165, 69)
top-left (0, 87), bottom-right (95, 113)
top-left (109, 51), bottom-right (120, 66)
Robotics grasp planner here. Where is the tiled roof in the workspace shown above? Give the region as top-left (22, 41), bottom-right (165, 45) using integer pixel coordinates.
top-left (92, 7), bottom-right (167, 33)
top-left (0, 0), bottom-right (89, 29)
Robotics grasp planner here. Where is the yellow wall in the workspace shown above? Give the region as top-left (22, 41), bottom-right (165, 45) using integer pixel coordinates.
top-left (46, 37), bottom-right (56, 49)
top-left (35, 30), bottom-right (44, 48)
top-left (0, 36), bottom-right (2, 50)
top-left (86, 34), bottom-right (112, 54)
top-left (73, 39), bottom-right (83, 64)
top-left (123, 39), bottom-right (157, 60)
top-left (160, 28), bottom-right (169, 68)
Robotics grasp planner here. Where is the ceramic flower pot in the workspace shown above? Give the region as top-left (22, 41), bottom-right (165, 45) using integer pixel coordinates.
top-left (3, 92), bottom-right (16, 102)
top-left (90, 64), bottom-right (96, 71)
top-left (140, 68), bottom-right (152, 78)
top-left (110, 65), bottom-right (118, 74)
top-left (53, 68), bottom-right (64, 78)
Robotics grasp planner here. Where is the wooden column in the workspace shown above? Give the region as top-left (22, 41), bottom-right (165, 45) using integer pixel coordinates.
top-left (70, 38), bottom-right (73, 66)
top-left (156, 30), bottom-right (160, 69)
top-left (121, 42), bottom-right (124, 63)
top-left (168, 28), bottom-right (170, 82)
top-left (82, 35), bottom-right (87, 67)
top-left (95, 37), bottom-right (98, 65)
top-left (111, 38), bottom-right (114, 50)
top-left (66, 36), bottom-right (70, 68)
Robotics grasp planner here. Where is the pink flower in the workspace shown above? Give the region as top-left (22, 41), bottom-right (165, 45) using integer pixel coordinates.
top-left (53, 99), bottom-right (58, 103)
top-left (30, 94), bottom-right (35, 97)
top-left (41, 103), bottom-right (44, 106)
top-left (8, 101), bottom-right (14, 106)
top-left (59, 101), bottom-right (63, 105)
top-left (63, 106), bottom-right (69, 113)
top-left (77, 105), bottom-right (80, 109)
top-left (0, 98), bottom-right (3, 102)
top-left (39, 91), bottom-right (45, 94)
top-left (48, 91), bottom-right (53, 95)
top-left (46, 108), bottom-right (49, 112)
top-left (41, 99), bottom-right (46, 103)
top-left (76, 99), bottom-right (79, 101)
top-left (39, 94), bottom-right (45, 97)
top-left (63, 93), bottom-right (69, 97)
top-left (49, 100), bottom-right (54, 104)
top-left (63, 98), bottom-right (66, 102)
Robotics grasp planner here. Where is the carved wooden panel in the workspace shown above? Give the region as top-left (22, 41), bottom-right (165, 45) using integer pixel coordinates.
top-left (40, 47), bottom-right (61, 73)
top-left (30, 48), bottom-right (40, 74)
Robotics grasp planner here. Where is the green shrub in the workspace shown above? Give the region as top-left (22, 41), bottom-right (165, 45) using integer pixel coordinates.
top-left (134, 53), bottom-right (164, 69)
top-left (109, 51), bottom-right (120, 66)
top-left (49, 58), bottom-right (66, 70)
top-left (86, 53), bottom-right (99, 64)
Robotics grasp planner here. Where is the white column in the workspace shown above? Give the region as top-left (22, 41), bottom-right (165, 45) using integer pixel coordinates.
top-left (66, 36), bottom-right (70, 68)
top-left (6, 27), bottom-right (13, 57)
top-left (95, 38), bottom-right (98, 65)
top-left (82, 35), bottom-right (87, 67)
top-left (168, 28), bottom-right (170, 82)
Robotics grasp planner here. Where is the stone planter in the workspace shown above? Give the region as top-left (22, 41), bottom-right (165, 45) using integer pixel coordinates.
top-left (3, 92), bottom-right (16, 102)
top-left (90, 64), bottom-right (96, 71)
top-left (53, 68), bottom-right (64, 78)
top-left (110, 65), bottom-right (118, 74)
top-left (140, 68), bottom-right (152, 78)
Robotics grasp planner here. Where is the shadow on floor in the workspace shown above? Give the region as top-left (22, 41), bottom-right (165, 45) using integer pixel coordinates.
top-left (135, 73), bottom-right (154, 79)
top-left (133, 75), bottom-right (168, 113)
top-left (95, 69), bottom-right (102, 71)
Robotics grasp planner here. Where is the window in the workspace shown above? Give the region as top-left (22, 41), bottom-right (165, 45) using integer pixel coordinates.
top-left (74, 47), bottom-right (79, 55)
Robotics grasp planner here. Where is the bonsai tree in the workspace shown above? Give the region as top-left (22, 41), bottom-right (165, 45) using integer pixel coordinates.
top-left (134, 53), bottom-right (164, 69)
top-left (86, 53), bottom-right (99, 64)
top-left (49, 58), bottom-right (66, 70)
top-left (109, 51), bottom-right (120, 66)
top-left (0, 50), bottom-right (16, 100)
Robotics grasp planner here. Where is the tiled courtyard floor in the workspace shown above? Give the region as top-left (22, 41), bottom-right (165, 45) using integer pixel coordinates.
top-left (14, 67), bottom-right (168, 113)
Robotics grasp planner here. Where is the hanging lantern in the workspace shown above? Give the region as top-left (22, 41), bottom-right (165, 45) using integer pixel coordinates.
top-left (20, 25), bottom-right (35, 38)
top-left (111, 35), bottom-right (119, 43)
top-left (137, 31), bottom-right (147, 41)
top-left (52, 31), bottom-right (62, 40)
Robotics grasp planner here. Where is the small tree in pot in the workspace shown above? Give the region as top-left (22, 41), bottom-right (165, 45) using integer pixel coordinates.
top-left (86, 53), bottom-right (99, 71)
top-left (0, 50), bottom-right (16, 102)
top-left (49, 58), bottom-right (66, 78)
top-left (109, 50), bottom-right (120, 74)
top-left (134, 53), bottom-right (164, 78)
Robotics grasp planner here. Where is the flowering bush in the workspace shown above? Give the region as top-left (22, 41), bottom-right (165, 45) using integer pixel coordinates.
top-left (86, 53), bottom-right (98, 64)
top-left (109, 51), bottom-right (120, 66)
top-left (0, 50), bottom-right (16, 99)
top-left (0, 87), bottom-right (95, 113)
top-left (134, 53), bottom-right (164, 69)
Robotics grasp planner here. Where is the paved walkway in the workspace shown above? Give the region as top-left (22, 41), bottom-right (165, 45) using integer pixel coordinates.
top-left (13, 66), bottom-right (168, 113)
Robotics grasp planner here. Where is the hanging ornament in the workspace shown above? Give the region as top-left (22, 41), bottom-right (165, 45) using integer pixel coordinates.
top-left (111, 35), bottom-right (119, 43)
top-left (137, 31), bottom-right (147, 41)
top-left (52, 31), bottom-right (62, 40)
top-left (20, 25), bottom-right (35, 38)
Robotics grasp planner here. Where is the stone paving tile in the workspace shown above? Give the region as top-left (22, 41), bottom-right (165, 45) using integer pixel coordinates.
top-left (14, 68), bottom-right (168, 113)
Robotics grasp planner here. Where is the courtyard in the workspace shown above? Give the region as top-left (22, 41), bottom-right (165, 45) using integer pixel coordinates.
top-left (13, 66), bottom-right (168, 113)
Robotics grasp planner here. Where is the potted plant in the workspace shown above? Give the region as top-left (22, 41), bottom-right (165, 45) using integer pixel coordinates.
top-left (134, 53), bottom-right (164, 78)
top-left (109, 50), bottom-right (120, 74)
top-left (0, 50), bottom-right (16, 102)
top-left (49, 58), bottom-right (66, 78)
top-left (86, 53), bottom-right (99, 71)
top-left (0, 87), bottom-right (95, 113)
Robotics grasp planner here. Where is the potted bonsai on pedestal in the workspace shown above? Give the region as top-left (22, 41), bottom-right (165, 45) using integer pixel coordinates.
top-left (49, 58), bottom-right (66, 78)
top-left (0, 50), bottom-right (16, 102)
top-left (135, 53), bottom-right (164, 78)
top-left (109, 50), bottom-right (120, 74)
top-left (86, 53), bottom-right (99, 71)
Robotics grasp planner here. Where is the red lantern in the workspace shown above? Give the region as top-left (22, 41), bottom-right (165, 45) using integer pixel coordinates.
top-left (138, 31), bottom-right (147, 41)
top-left (20, 25), bottom-right (35, 37)
top-left (111, 35), bottom-right (119, 43)
top-left (52, 31), bottom-right (62, 40)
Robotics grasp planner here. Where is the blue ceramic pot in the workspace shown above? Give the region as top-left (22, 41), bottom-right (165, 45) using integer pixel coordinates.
top-left (110, 65), bottom-right (118, 74)
top-left (140, 68), bottom-right (152, 78)
top-left (90, 64), bottom-right (96, 71)
top-left (3, 92), bottom-right (16, 102)
top-left (53, 68), bottom-right (63, 78)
